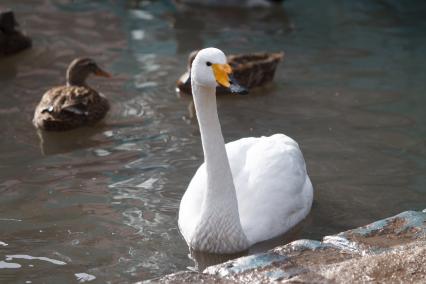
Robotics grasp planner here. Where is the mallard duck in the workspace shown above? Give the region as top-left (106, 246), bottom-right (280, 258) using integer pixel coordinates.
top-left (0, 10), bottom-right (31, 55)
top-left (33, 58), bottom-right (111, 131)
top-left (177, 50), bottom-right (283, 95)
top-left (178, 48), bottom-right (313, 254)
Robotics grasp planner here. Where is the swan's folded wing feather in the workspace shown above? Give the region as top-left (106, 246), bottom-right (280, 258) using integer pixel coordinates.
top-left (178, 164), bottom-right (206, 243)
top-left (226, 134), bottom-right (313, 244)
top-left (179, 134), bottom-right (313, 246)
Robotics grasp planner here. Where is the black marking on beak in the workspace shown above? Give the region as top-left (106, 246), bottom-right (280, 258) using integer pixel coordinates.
top-left (228, 75), bottom-right (249, 95)
top-left (183, 73), bottom-right (191, 86)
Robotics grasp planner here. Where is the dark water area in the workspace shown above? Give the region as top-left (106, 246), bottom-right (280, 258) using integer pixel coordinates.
top-left (0, 0), bottom-right (425, 282)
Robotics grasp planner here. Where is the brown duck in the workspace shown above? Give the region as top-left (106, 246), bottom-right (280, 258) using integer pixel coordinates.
top-left (177, 50), bottom-right (284, 95)
top-left (33, 58), bottom-right (111, 131)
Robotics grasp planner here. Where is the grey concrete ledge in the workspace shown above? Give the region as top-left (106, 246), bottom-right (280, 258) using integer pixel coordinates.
top-left (150, 210), bottom-right (426, 283)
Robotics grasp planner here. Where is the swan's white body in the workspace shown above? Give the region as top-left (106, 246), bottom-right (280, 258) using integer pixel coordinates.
top-left (178, 48), bottom-right (313, 254)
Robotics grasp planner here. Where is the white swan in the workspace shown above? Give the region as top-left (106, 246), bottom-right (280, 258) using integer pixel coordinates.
top-left (178, 47), bottom-right (313, 254)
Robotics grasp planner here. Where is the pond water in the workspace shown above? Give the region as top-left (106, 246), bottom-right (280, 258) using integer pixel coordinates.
top-left (0, 0), bottom-right (425, 282)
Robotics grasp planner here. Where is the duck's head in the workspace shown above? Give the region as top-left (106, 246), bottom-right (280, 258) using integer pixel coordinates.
top-left (191, 48), bottom-right (248, 95)
top-left (66, 58), bottom-right (111, 86)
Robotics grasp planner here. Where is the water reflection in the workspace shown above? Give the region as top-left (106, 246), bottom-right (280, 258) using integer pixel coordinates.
top-left (190, 250), bottom-right (247, 272)
top-left (189, 215), bottom-right (310, 271)
top-left (36, 127), bottom-right (109, 155)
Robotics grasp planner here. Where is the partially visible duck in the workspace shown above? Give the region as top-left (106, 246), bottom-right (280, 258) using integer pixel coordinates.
top-left (177, 50), bottom-right (284, 95)
top-left (33, 58), bottom-right (111, 131)
top-left (0, 10), bottom-right (31, 55)
top-left (173, 0), bottom-right (285, 8)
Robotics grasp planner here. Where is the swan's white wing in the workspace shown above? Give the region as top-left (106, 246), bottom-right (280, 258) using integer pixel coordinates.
top-left (179, 134), bottom-right (313, 246)
top-left (178, 164), bottom-right (206, 243)
top-left (226, 134), bottom-right (313, 245)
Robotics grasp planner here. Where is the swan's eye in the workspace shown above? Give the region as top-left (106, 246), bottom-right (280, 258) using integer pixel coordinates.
top-left (206, 61), bottom-right (212, 67)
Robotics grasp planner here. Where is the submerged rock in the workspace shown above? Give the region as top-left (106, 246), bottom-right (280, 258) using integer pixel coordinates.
top-left (152, 210), bottom-right (426, 283)
top-left (0, 10), bottom-right (31, 55)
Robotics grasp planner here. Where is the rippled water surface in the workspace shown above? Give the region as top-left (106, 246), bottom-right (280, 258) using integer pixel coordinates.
top-left (1, 0), bottom-right (425, 282)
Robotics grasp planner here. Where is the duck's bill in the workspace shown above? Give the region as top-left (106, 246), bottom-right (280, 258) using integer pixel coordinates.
top-left (94, 67), bottom-right (112, 78)
top-left (212, 63), bottom-right (248, 95)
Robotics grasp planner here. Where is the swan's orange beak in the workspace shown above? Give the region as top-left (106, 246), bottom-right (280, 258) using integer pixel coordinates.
top-left (212, 63), bottom-right (232, 88)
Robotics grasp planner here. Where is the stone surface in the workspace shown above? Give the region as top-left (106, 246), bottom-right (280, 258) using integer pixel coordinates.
top-left (151, 210), bottom-right (426, 283)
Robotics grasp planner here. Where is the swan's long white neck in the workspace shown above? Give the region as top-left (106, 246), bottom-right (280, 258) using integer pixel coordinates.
top-left (193, 84), bottom-right (233, 203)
top-left (190, 82), bottom-right (249, 253)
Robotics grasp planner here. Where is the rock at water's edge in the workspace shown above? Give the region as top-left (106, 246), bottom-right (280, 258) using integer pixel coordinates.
top-left (151, 210), bottom-right (426, 283)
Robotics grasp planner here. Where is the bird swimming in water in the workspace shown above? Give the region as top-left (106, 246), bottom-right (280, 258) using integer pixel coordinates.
top-left (178, 47), bottom-right (313, 254)
top-left (33, 58), bottom-right (111, 131)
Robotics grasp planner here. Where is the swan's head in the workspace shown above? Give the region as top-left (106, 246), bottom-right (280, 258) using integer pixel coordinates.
top-left (191, 48), bottom-right (248, 95)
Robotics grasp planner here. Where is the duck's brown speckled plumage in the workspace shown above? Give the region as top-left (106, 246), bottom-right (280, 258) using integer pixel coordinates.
top-left (33, 86), bottom-right (109, 131)
top-left (33, 58), bottom-right (111, 131)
